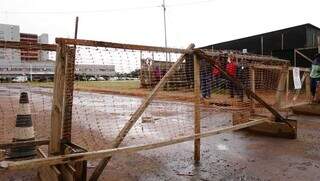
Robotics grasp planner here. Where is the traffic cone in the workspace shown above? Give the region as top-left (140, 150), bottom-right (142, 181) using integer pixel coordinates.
top-left (9, 92), bottom-right (36, 159)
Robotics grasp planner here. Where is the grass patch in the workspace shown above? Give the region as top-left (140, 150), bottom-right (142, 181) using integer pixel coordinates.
top-left (30, 80), bottom-right (195, 101)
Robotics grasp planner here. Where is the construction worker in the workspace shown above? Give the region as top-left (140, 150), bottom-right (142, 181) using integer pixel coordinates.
top-left (310, 53), bottom-right (320, 101)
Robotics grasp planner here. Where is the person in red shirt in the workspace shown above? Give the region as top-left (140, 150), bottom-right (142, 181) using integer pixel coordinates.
top-left (212, 58), bottom-right (221, 90)
top-left (226, 55), bottom-right (237, 98)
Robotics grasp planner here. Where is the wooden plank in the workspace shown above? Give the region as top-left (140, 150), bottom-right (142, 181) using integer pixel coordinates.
top-left (49, 45), bottom-right (67, 155)
top-left (204, 51), bottom-right (289, 64)
top-left (0, 40), bottom-right (56, 51)
top-left (193, 54), bottom-right (201, 163)
top-left (60, 164), bottom-right (75, 181)
top-left (305, 72), bottom-right (311, 100)
top-left (247, 118), bottom-right (297, 139)
top-left (38, 166), bottom-right (62, 181)
top-left (292, 103), bottom-right (320, 116)
top-left (1, 119), bottom-right (266, 171)
top-left (62, 47), bottom-right (76, 143)
top-left (37, 148), bottom-right (62, 181)
top-left (89, 43), bottom-right (195, 181)
top-left (289, 67), bottom-right (310, 72)
top-left (250, 66), bottom-right (256, 112)
top-left (56, 38), bottom-right (188, 54)
top-left (253, 64), bottom-right (282, 70)
top-left (275, 66), bottom-right (288, 108)
top-left (295, 50), bottom-right (313, 63)
top-left (318, 36), bottom-right (320, 54)
top-left (0, 139), bottom-right (49, 149)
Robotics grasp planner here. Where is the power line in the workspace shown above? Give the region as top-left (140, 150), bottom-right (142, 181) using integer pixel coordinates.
top-left (4, 5), bottom-right (161, 15)
top-left (3, 0), bottom-right (216, 15)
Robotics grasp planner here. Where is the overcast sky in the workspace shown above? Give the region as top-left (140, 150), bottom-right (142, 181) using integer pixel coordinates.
top-left (1, 0), bottom-right (319, 48)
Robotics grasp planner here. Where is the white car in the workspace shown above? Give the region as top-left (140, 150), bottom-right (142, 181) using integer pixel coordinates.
top-left (88, 77), bottom-right (96, 81)
top-left (12, 76), bottom-right (28, 83)
top-left (97, 77), bottom-right (105, 81)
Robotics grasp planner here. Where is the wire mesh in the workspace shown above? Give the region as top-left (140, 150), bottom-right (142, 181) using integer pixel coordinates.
top-left (0, 40), bottom-right (311, 180)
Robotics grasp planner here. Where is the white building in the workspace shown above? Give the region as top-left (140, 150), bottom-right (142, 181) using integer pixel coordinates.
top-left (0, 23), bottom-right (21, 63)
top-left (0, 23), bottom-right (49, 63)
top-left (38, 33), bottom-right (49, 61)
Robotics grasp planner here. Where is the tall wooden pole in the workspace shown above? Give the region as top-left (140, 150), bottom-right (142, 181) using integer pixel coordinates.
top-left (275, 66), bottom-right (288, 109)
top-left (62, 47), bottom-right (75, 143)
top-left (193, 54), bottom-right (201, 163)
top-left (250, 66), bottom-right (255, 113)
top-left (318, 36), bottom-right (320, 53)
top-left (49, 45), bottom-right (66, 155)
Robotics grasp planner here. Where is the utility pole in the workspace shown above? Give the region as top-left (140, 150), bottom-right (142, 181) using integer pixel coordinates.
top-left (162, 0), bottom-right (168, 62)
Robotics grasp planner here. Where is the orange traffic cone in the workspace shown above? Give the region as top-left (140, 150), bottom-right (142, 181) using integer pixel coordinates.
top-left (9, 92), bottom-right (36, 159)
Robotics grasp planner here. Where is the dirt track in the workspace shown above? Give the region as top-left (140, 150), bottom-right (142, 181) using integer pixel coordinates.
top-left (1, 84), bottom-right (320, 181)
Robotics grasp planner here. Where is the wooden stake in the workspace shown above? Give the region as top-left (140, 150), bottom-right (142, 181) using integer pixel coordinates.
top-left (305, 72), bottom-right (311, 100)
top-left (62, 47), bottom-right (76, 143)
top-left (1, 119), bottom-right (267, 171)
top-left (50, 45), bottom-right (67, 155)
top-left (318, 36), bottom-right (320, 54)
top-left (250, 66), bottom-right (256, 112)
top-left (193, 54), bottom-right (201, 163)
top-left (89, 43), bottom-right (195, 181)
top-left (275, 66), bottom-right (288, 109)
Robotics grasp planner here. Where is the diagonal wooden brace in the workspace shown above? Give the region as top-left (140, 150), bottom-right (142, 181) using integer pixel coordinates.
top-left (89, 44), bottom-right (195, 181)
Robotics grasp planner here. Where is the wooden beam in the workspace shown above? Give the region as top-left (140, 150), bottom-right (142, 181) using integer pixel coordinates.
top-left (0, 119), bottom-right (267, 171)
top-left (203, 50), bottom-right (289, 64)
top-left (0, 139), bottom-right (49, 149)
top-left (56, 38), bottom-right (188, 54)
top-left (318, 36), bottom-right (320, 54)
top-left (295, 50), bottom-right (313, 63)
top-left (275, 66), bottom-right (288, 108)
top-left (89, 43), bottom-right (195, 181)
top-left (193, 54), bottom-right (201, 163)
top-left (0, 40), bottom-right (56, 51)
top-left (62, 47), bottom-right (76, 143)
top-left (253, 64), bottom-right (283, 70)
top-left (49, 45), bottom-right (67, 155)
top-left (305, 72), bottom-right (311, 100)
top-left (289, 67), bottom-right (310, 72)
top-left (250, 66), bottom-right (256, 112)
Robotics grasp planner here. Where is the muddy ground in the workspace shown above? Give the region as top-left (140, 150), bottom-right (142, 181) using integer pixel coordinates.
top-left (0, 84), bottom-right (320, 181)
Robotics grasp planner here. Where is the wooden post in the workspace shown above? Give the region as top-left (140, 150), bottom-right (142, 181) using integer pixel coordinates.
top-left (62, 47), bottom-right (76, 143)
top-left (250, 66), bottom-right (255, 112)
top-left (89, 44), bottom-right (195, 181)
top-left (286, 69), bottom-right (290, 104)
top-left (50, 45), bottom-right (67, 155)
top-left (305, 72), bottom-right (311, 101)
top-left (281, 33), bottom-right (284, 50)
top-left (294, 49), bottom-right (297, 67)
top-left (275, 66), bottom-right (288, 109)
top-left (318, 36), bottom-right (320, 53)
top-left (193, 54), bottom-right (201, 163)
top-left (260, 36), bottom-right (264, 55)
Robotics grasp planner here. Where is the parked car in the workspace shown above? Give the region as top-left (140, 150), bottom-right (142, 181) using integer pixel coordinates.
top-left (12, 76), bottom-right (28, 83)
top-left (97, 77), bottom-right (105, 81)
top-left (88, 77), bottom-right (96, 81)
